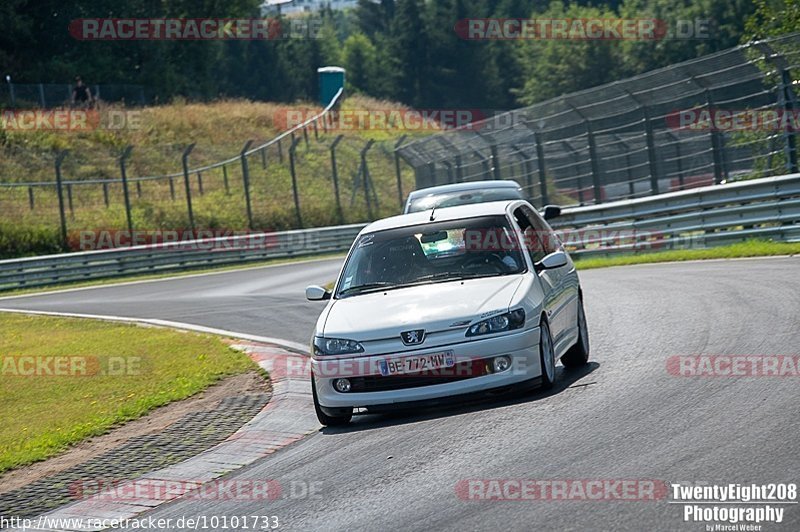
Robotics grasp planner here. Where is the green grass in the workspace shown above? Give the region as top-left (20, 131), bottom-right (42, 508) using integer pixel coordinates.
top-left (573, 240), bottom-right (800, 270)
top-left (0, 313), bottom-right (258, 473)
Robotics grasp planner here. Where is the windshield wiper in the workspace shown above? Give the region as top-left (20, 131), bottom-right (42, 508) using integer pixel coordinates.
top-left (338, 282), bottom-right (397, 296)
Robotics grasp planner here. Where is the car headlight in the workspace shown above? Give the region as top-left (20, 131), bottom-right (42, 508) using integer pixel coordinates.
top-left (466, 309), bottom-right (525, 337)
top-left (313, 336), bottom-right (364, 356)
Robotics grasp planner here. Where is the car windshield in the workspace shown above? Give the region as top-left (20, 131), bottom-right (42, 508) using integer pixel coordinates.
top-left (406, 188), bottom-right (523, 213)
top-left (336, 215), bottom-right (525, 298)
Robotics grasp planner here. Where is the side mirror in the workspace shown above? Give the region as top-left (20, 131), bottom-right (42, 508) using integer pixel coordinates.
top-left (306, 285), bottom-right (331, 301)
top-left (541, 205), bottom-right (562, 221)
top-left (535, 250), bottom-right (568, 271)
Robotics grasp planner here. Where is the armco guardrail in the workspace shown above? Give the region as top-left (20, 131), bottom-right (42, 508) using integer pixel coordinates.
top-left (549, 173), bottom-right (800, 257)
top-left (1, 173), bottom-right (799, 291)
top-left (0, 224), bottom-right (366, 292)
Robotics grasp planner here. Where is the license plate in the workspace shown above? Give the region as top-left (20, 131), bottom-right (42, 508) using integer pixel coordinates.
top-left (379, 350), bottom-right (455, 376)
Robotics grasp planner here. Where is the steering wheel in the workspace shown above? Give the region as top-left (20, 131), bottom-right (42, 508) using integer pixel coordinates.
top-left (461, 253), bottom-right (508, 273)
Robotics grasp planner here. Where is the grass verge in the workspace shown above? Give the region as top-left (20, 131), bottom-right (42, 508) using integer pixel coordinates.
top-left (0, 313), bottom-right (258, 473)
top-left (573, 240), bottom-right (800, 270)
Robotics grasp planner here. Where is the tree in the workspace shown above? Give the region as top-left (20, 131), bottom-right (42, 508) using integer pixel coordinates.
top-left (342, 33), bottom-right (377, 93)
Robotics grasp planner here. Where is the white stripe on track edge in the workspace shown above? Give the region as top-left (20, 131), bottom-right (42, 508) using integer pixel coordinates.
top-left (0, 308), bottom-right (309, 354)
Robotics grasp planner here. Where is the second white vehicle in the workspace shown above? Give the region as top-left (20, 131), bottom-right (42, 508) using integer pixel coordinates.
top-left (306, 200), bottom-right (589, 425)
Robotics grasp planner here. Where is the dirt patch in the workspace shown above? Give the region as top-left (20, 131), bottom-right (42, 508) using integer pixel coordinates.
top-left (0, 370), bottom-right (270, 496)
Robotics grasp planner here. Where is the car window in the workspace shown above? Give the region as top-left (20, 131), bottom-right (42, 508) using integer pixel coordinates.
top-left (513, 206), bottom-right (559, 263)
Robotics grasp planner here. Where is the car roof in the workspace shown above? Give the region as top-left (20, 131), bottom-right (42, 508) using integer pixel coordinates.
top-left (405, 180), bottom-right (521, 201)
top-left (362, 200), bottom-right (525, 234)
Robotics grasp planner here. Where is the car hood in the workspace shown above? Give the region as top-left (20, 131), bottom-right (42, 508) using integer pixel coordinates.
top-left (322, 275), bottom-right (524, 342)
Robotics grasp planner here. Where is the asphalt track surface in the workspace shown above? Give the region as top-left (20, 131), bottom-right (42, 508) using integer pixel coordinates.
top-left (2, 256), bottom-right (799, 531)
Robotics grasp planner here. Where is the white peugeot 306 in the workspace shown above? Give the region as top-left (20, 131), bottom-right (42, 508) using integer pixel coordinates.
top-left (306, 200), bottom-right (589, 425)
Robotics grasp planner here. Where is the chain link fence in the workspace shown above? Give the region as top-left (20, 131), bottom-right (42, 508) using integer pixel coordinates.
top-left (397, 33), bottom-right (800, 208)
top-left (0, 83), bottom-right (148, 108)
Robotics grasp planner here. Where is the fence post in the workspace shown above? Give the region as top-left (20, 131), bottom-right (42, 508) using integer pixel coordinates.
top-left (182, 143), bottom-right (196, 234)
top-left (618, 86), bottom-right (659, 195)
top-left (704, 90), bottom-right (724, 185)
top-left (197, 172), bottom-right (204, 195)
top-left (393, 135), bottom-right (407, 210)
top-left (360, 140), bottom-right (376, 219)
top-left (533, 130), bottom-right (548, 205)
top-left (102, 181), bottom-right (109, 207)
top-left (136, 179), bottom-right (142, 198)
top-left (119, 146), bottom-right (134, 239)
top-left (67, 184), bottom-right (74, 217)
top-left (330, 134), bottom-right (345, 224)
top-left (277, 138), bottom-right (284, 163)
top-left (38, 84), bottom-right (46, 107)
top-left (303, 127), bottom-right (309, 150)
top-left (288, 136), bottom-right (303, 228)
top-left (28, 186), bottom-right (34, 210)
top-left (512, 144), bottom-right (534, 197)
top-left (240, 140), bottom-right (254, 230)
top-left (779, 68), bottom-right (799, 173)
top-left (222, 164), bottom-right (230, 194)
top-left (169, 176), bottom-right (175, 200)
top-left (261, 148), bottom-right (267, 170)
top-left (54, 150), bottom-right (69, 249)
top-left (489, 144), bottom-right (502, 180)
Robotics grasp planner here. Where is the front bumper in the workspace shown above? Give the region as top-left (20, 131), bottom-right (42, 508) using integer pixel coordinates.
top-left (313, 326), bottom-right (541, 411)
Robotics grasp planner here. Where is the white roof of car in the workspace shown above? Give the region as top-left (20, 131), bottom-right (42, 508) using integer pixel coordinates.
top-left (362, 200), bottom-right (521, 234)
top-left (405, 180), bottom-right (521, 201)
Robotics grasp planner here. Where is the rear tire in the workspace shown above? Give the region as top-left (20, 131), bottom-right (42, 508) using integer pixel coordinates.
top-left (561, 297), bottom-right (590, 369)
top-left (312, 376), bottom-right (352, 426)
top-left (539, 319), bottom-right (556, 390)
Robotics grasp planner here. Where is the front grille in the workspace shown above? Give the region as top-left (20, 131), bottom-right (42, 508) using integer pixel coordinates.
top-left (346, 359), bottom-right (493, 392)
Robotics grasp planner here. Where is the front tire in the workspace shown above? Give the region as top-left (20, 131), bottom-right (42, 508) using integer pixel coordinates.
top-left (539, 319), bottom-right (556, 389)
top-left (312, 376), bottom-right (352, 426)
top-left (561, 297), bottom-right (590, 369)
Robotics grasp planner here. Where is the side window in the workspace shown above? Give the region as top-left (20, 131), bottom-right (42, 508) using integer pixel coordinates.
top-left (524, 206), bottom-right (560, 255)
top-left (513, 207), bottom-right (546, 263)
top-left (514, 206), bottom-right (560, 263)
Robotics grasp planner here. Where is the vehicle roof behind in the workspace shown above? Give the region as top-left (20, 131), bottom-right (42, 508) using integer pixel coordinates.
top-left (406, 180), bottom-right (521, 200)
top-left (363, 200), bottom-right (519, 233)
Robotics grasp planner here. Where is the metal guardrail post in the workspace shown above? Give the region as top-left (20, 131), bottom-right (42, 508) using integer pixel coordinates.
top-left (288, 136), bottom-right (303, 228)
top-left (182, 143), bottom-right (196, 234)
top-left (534, 130), bottom-right (549, 205)
top-left (120, 146), bottom-right (134, 239)
top-left (330, 135), bottom-right (345, 223)
top-left (240, 140), bottom-right (254, 230)
top-left (394, 135), bottom-right (408, 210)
top-left (54, 150), bottom-right (69, 249)
top-left (618, 86), bottom-right (660, 195)
top-left (565, 100), bottom-right (603, 203)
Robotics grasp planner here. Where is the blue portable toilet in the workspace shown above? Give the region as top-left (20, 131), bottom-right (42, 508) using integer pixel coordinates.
top-left (318, 66), bottom-right (345, 107)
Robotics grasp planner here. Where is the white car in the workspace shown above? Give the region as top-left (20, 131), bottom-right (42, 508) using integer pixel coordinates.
top-left (404, 180), bottom-right (562, 221)
top-left (306, 200), bottom-right (589, 425)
